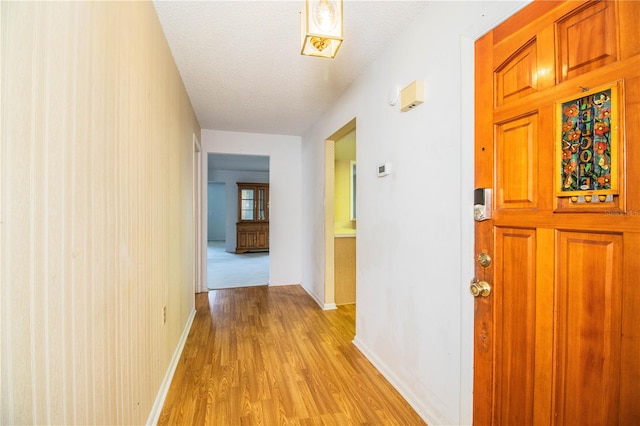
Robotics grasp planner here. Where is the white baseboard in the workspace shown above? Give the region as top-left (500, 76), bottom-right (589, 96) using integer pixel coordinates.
top-left (352, 335), bottom-right (449, 426)
top-left (323, 302), bottom-right (337, 310)
top-left (300, 283), bottom-right (337, 310)
top-left (146, 308), bottom-right (197, 426)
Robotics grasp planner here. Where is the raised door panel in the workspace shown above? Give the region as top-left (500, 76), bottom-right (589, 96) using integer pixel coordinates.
top-left (496, 39), bottom-right (538, 106)
top-left (237, 231), bottom-right (250, 250)
top-left (237, 227), bottom-right (256, 249)
top-left (246, 233), bottom-right (256, 249)
top-left (493, 227), bottom-right (537, 425)
top-left (556, 0), bottom-right (617, 82)
top-left (495, 114), bottom-right (538, 210)
top-left (620, 233), bottom-right (640, 424)
top-left (554, 230), bottom-right (623, 425)
top-left (624, 75), bottom-right (640, 213)
top-left (618, 1), bottom-right (640, 59)
top-left (256, 228), bottom-right (268, 249)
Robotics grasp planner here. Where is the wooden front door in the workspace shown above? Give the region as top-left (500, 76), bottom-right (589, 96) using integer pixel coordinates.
top-left (473, 1), bottom-right (640, 425)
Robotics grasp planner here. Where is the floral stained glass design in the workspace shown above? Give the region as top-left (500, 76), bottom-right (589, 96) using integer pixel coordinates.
top-left (559, 88), bottom-right (613, 194)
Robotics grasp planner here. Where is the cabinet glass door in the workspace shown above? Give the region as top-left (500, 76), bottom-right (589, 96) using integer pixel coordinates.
top-left (257, 188), bottom-right (266, 221)
top-left (240, 189), bottom-right (255, 220)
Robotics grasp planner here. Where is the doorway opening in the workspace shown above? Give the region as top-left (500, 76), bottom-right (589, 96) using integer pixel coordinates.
top-left (206, 153), bottom-right (270, 290)
top-left (324, 118), bottom-right (357, 309)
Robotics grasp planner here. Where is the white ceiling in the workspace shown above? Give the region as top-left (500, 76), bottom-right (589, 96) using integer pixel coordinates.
top-left (153, 1), bottom-right (432, 136)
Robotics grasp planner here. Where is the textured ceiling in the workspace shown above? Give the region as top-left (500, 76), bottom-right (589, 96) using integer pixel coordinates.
top-left (153, 1), bottom-right (431, 136)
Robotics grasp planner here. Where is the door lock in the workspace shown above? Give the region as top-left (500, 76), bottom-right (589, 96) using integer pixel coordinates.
top-left (474, 188), bottom-right (492, 221)
top-left (470, 279), bottom-right (492, 298)
top-left (477, 252), bottom-right (491, 268)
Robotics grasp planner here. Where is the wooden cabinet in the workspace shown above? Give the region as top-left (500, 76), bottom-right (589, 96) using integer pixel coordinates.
top-left (236, 182), bottom-right (269, 253)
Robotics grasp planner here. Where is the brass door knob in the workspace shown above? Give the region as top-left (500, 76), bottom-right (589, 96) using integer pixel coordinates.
top-left (477, 252), bottom-right (491, 268)
top-left (470, 280), bottom-right (491, 297)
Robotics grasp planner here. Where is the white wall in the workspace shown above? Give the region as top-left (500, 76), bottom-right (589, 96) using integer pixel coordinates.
top-left (201, 130), bottom-right (302, 286)
top-left (300, 1), bottom-right (530, 424)
top-left (207, 182), bottom-right (226, 241)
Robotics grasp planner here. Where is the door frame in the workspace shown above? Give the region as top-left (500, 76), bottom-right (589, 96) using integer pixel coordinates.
top-left (460, 34), bottom-right (477, 424)
top-left (193, 134), bottom-right (206, 293)
top-left (202, 153), bottom-right (271, 290)
top-left (323, 118), bottom-right (356, 309)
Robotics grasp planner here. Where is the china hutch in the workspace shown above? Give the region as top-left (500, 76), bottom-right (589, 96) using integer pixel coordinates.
top-left (235, 182), bottom-right (269, 253)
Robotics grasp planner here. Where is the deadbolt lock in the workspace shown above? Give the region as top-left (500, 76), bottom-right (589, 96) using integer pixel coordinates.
top-left (477, 252), bottom-right (492, 268)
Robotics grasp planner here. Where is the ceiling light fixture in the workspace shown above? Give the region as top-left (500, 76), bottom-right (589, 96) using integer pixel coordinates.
top-left (301, 0), bottom-right (343, 59)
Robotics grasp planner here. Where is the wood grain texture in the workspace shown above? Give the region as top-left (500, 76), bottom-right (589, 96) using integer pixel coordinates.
top-left (554, 231), bottom-right (623, 426)
top-left (556, 0), bottom-right (617, 81)
top-left (493, 228), bottom-right (537, 426)
top-left (495, 114), bottom-right (538, 209)
top-left (475, 1), bottom-right (640, 424)
top-left (473, 30), bottom-right (496, 426)
top-left (495, 39), bottom-right (538, 106)
top-left (158, 286), bottom-right (426, 425)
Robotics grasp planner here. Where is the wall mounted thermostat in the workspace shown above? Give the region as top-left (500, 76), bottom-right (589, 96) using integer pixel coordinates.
top-left (474, 188), bottom-right (492, 221)
top-left (377, 163), bottom-right (392, 177)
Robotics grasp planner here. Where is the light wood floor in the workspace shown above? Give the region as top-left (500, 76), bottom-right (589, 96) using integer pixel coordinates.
top-left (158, 285), bottom-right (427, 425)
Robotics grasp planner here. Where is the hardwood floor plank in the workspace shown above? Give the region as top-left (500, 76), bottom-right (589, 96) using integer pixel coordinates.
top-left (159, 285), bottom-right (426, 425)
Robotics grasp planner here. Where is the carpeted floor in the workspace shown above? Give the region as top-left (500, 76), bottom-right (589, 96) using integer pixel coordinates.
top-left (207, 241), bottom-right (270, 289)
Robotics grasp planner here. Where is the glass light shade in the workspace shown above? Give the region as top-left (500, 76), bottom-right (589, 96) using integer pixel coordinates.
top-left (301, 0), bottom-right (343, 58)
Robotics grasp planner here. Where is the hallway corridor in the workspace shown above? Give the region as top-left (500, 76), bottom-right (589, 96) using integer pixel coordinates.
top-left (158, 285), bottom-right (425, 425)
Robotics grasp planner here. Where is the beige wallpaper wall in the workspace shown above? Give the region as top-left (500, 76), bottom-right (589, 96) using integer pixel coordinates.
top-left (1, 1), bottom-right (200, 424)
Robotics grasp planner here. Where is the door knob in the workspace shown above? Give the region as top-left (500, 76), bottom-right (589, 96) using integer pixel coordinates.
top-left (470, 279), bottom-right (491, 297)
